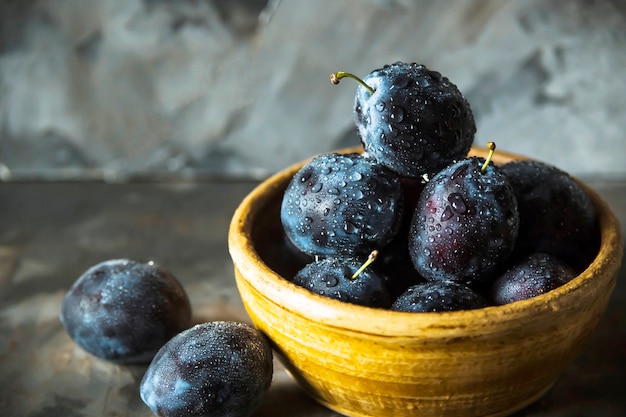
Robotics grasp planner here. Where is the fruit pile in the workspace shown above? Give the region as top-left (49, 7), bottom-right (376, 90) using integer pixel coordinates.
top-left (280, 62), bottom-right (600, 312)
top-left (60, 259), bottom-right (274, 417)
top-left (58, 62), bottom-right (602, 417)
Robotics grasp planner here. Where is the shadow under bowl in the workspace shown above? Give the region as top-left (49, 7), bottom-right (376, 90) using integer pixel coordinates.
top-left (228, 146), bottom-right (623, 417)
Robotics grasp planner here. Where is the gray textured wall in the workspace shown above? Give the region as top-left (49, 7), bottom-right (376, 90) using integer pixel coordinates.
top-left (1, 0), bottom-right (625, 181)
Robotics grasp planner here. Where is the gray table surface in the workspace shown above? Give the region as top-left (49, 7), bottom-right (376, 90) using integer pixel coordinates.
top-left (1, 179), bottom-right (624, 417)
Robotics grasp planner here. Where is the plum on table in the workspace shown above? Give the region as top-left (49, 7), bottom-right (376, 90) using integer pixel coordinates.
top-left (60, 258), bottom-right (191, 364)
top-left (139, 321), bottom-right (273, 417)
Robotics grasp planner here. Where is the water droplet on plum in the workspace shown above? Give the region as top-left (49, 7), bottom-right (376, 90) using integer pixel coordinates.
top-left (441, 206), bottom-right (454, 221)
top-left (390, 106), bottom-right (405, 123)
top-left (448, 193), bottom-right (467, 214)
top-left (392, 74), bottom-right (411, 89)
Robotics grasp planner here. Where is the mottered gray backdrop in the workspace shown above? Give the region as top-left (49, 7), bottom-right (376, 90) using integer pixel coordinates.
top-left (1, 0), bottom-right (625, 181)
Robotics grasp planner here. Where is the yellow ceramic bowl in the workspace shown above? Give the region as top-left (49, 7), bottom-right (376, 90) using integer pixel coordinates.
top-left (228, 146), bottom-right (623, 417)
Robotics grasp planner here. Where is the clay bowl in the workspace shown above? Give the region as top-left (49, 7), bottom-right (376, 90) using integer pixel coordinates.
top-left (228, 145), bottom-right (623, 417)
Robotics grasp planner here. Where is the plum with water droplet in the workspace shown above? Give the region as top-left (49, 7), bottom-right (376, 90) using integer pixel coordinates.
top-left (331, 62), bottom-right (475, 178)
top-left (392, 280), bottom-right (488, 312)
top-left (500, 160), bottom-right (599, 272)
top-left (280, 152), bottom-right (403, 258)
top-left (140, 321), bottom-right (273, 417)
top-left (60, 259), bottom-right (192, 364)
top-left (291, 252), bottom-right (391, 308)
top-left (490, 253), bottom-right (577, 305)
top-left (408, 148), bottom-right (519, 287)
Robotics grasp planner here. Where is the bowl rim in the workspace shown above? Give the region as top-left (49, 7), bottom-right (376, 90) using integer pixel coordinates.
top-left (228, 146), bottom-right (624, 336)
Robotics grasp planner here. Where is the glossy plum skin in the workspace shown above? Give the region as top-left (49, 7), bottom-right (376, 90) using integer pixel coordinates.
top-left (392, 280), bottom-right (488, 312)
top-left (500, 160), bottom-right (599, 272)
top-left (60, 259), bottom-right (191, 364)
top-left (292, 256), bottom-right (392, 308)
top-left (354, 62), bottom-right (475, 178)
top-left (280, 152), bottom-right (403, 258)
top-left (408, 157), bottom-right (519, 287)
top-left (490, 253), bottom-right (577, 305)
top-left (140, 321), bottom-right (273, 417)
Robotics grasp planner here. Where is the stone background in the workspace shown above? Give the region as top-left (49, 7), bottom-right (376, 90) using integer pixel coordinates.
top-left (1, 0), bottom-right (625, 181)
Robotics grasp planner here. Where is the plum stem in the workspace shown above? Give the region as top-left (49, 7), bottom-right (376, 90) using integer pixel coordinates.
top-left (351, 250), bottom-right (379, 279)
top-left (481, 142), bottom-right (496, 173)
top-left (330, 72), bottom-right (375, 95)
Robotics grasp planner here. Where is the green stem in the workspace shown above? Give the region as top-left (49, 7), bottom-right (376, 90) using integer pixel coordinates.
top-left (351, 250), bottom-right (379, 280)
top-left (481, 142), bottom-right (496, 173)
top-left (330, 71), bottom-right (375, 95)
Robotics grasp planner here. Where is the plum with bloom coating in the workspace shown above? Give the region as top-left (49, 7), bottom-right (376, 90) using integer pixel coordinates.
top-left (281, 152), bottom-right (403, 258)
top-left (140, 321), bottom-right (273, 417)
top-left (392, 280), bottom-right (487, 312)
top-left (292, 253), bottom-right (391, 308)
top-left (60, 259), bottom-right (191, 364)
top-left (334, 62), bottom-right (475, 178)
top-left (500, 160), bottom-right (599, 272)
top-left (490, 253), bottom-right (577, 305)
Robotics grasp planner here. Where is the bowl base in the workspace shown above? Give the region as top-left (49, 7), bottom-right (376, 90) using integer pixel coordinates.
top-left (298, 372), bottom-right (555, 417)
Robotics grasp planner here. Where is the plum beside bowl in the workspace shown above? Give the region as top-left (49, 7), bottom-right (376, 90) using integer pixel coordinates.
top-left (228, 146), bottom-right (623, 417)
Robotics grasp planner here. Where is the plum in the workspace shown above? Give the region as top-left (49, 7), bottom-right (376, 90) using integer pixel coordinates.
top-left (490, 253), bottom-right (577, 305)
top-left (408, 145), bottom-right (519, 287)
top-left (292, 251), bottom-right (392, 308)
top-left (500, 159), bottom-right (599, 272)
top-left (60, 259), bottom-right (191, 364)
top-left (331, 62), bottom-right (475, 178)
top-left (281, 152), bottom-right (404, 258)
top-left (140, 321), bottom-right (273, 417)
top-left (392, 280), bottom-right (488, 312)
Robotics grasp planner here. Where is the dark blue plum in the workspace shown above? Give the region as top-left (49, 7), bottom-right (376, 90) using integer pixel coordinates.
top-left (408, 157), bottom-right (519, 287)
top-left (490, 253), bottom-right (577, 305)
top-left (500, 160), bottom-right (599, 272)
top-left (140, 321), bottom-right (273, 417)
top-left (281, 152), bottom-right (403, 258)
top-left (60, 259), bottom-right (191, 364)
top-left (292, 254), bottom-right (391, 308)
top-left (353, 62), bottom-right (475, 178)
top-left (392, 280), bottom-right (488, 312)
